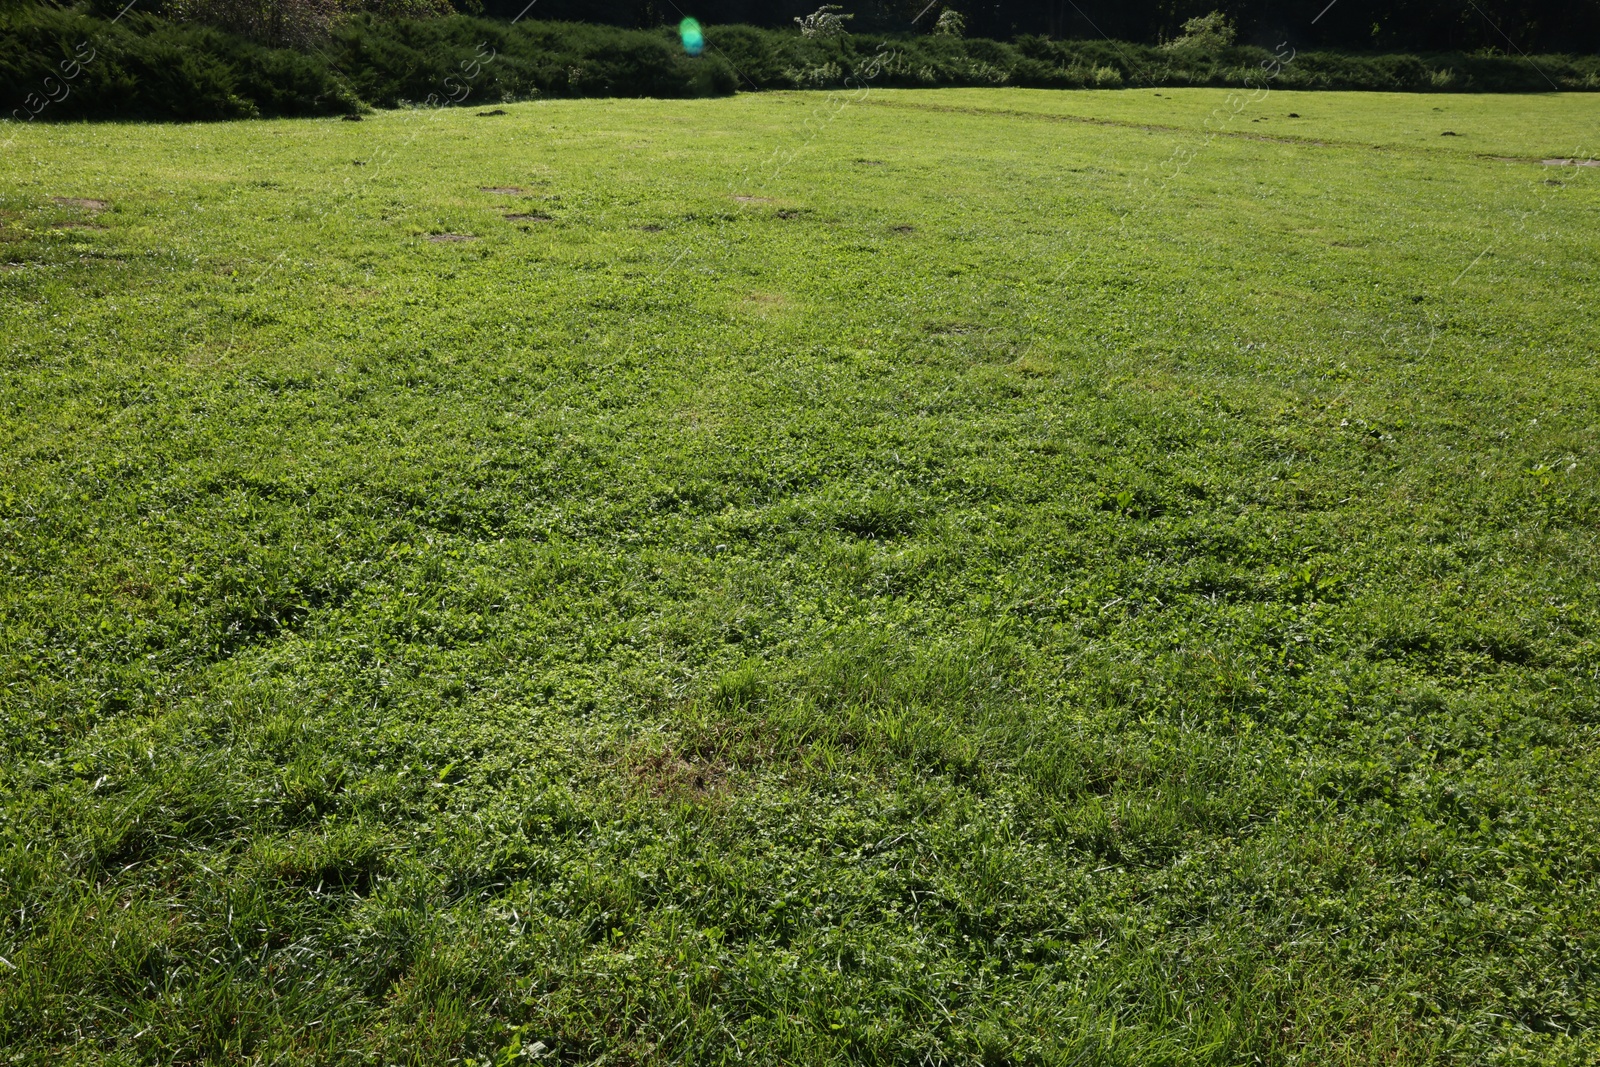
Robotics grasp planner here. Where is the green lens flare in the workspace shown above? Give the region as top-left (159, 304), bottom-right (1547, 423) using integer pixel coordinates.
top-left (679, 17), bottom-right (704, 56)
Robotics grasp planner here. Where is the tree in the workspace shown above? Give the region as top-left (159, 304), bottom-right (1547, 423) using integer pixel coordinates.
top-left (1163, 10), bottom-right (1235, 53)
top-left (934, 7), bottom-right (966, 35)
top-left (794, 4), bottom-right (853, 37)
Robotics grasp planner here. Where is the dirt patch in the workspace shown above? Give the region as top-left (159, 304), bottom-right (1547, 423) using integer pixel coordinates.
top-left (52, 197), bottom-right (107, 210)
top-left (427, 233), bottom-right (476, 242)
top-left (891, 224), bottom-right (915, 234)
top-left (1543, 158), bottom-right (1600, 167)
top-left (52, 221), bottom-right (107, 230)
top-left (481, 186), bottom-right (526, 194)
top-left (745, 292), bottom-right (788, 308)
top-left (505, 213), bottom-right (553, 223)
top-left (639, 223), bottom-right (663, 232)
top-left (627, 746), bottom-right (729, 802)
top-left (775, 208), bottom-right (803, 220)
top-left (733, 195), bottom-right (773, 204)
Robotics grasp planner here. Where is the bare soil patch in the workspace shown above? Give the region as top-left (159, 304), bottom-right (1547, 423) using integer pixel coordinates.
top-left (627, 746), bottom-right (729, 802)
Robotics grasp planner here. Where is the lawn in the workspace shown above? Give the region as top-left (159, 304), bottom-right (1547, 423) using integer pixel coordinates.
top-left (1, 86), bottom-right (1597, 1064)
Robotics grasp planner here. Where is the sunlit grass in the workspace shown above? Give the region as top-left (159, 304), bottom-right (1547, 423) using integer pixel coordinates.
top-left (1, 88), bottom-right (1596, 1064)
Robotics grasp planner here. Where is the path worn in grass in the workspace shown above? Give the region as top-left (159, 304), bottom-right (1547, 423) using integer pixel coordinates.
top-left (1, 89), bottom-right (1597, 1064)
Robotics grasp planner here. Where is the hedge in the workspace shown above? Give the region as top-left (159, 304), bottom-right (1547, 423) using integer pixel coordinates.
top-left (3, 7), bottom-right (1596, 125)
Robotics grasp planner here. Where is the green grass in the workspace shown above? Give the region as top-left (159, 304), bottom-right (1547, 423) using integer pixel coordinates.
top-left (1, 87), bottom-right (1597, 1065)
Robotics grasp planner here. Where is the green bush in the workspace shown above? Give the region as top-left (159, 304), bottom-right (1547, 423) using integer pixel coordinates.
top-left (1, 8), bottom-right (738, 122)
top-left (322, 16), bottom-right (737, 107)
top-left (2, 7), bottom-right (1596, 125)
top-left (1163, 11), bottom-right (1236, 54)
top-left (1, 7), bottom-right (358, 119)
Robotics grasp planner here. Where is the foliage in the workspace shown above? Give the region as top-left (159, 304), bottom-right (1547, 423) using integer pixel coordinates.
top-left (700, 25), bottom-right (1600, 93)
top-left (0, 7), bottom-right (360, 119)
top-left (1, 88), bottom-right (1597, 1064)
top-left (164, 0), bottom-right (457, 49)
top-left (322, 15), bottom-right (738, 106)
top-left (933, 7), bottom-right (963, 37)
top-left (0, 9), bottom-right (744, 121)
top-left (1163, 9), bottom-right (1235, 54)
top-left (4, 7), bottom-right (1599, 124)
top-left (459, 0), bottom-right (1600, 54)
top-left (794, 3), bottom-right (851, 39)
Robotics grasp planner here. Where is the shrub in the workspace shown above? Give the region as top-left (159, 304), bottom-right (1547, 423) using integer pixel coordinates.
top-left (1165, 10), bottom-right (1236, 54)
top-left (150, 0), bottom-right (455, 49)
top-left (164, 0), bottom-right (344, 49)
top-left (0, 8), bottom-right (359, 120)
top-left (794, 5), bottom-right (851, 40)
top-left (934, 8), bottom-right (964, 38)
top-left (2, 9), bottom-right (1595, 125)
top-left (321, 16), bottom-right (736, 106)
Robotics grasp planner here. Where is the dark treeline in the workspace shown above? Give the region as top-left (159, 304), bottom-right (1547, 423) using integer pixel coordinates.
top-left (472, 0), bottom-right (1600, 54)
